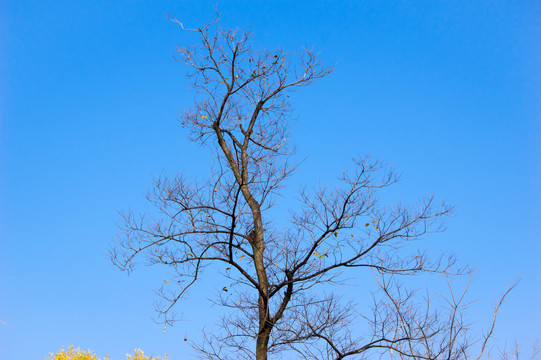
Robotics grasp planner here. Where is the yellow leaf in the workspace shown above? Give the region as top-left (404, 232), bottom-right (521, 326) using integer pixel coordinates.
top-left (163, 280), bottom-right (169, 283)
top-left (334, 231), bottom-right (338, 237)
top-left (365, 223), bottom-right (369, 227)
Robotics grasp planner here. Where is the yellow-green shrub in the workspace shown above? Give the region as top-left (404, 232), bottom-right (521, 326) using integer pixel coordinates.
top-left (45, 346), bottom-right (167, 360)
top-left (45, 346), bottom-right (107, 360)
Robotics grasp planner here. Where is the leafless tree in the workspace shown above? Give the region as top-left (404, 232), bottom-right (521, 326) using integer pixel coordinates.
top-left (111, 15), bottom-right (523, 360)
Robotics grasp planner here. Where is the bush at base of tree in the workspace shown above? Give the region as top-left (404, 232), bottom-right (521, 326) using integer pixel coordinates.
top-left (126, 349), bottom-right (167, 360)
top-left (45, 346), bottom-right (167, 360)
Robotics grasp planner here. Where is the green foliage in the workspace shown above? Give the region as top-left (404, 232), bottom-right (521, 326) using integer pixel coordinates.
top-left (45, 346), bottom-right (167, 360)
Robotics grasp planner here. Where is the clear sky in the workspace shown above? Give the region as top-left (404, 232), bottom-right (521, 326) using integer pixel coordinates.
top-left (1, 1), bottom-right (540, 359)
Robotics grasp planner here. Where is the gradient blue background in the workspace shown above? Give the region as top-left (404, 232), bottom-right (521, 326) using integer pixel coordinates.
top-left (1, 1), bottom-right (540, 359)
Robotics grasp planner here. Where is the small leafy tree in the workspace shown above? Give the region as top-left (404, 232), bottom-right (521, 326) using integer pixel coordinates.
top-left (111, 14), bottom-right (519, 360)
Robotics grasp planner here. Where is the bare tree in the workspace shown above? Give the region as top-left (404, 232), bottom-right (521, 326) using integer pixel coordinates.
top-left (111, 15), bottom-right (520, 360)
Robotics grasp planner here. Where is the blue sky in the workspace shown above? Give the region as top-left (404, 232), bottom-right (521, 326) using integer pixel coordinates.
top-left (1, 1), bottom-right (540, 359)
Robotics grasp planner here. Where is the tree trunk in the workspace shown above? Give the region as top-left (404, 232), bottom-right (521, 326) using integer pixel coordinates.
top-left (256, 325), bottom-right (270, 360)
